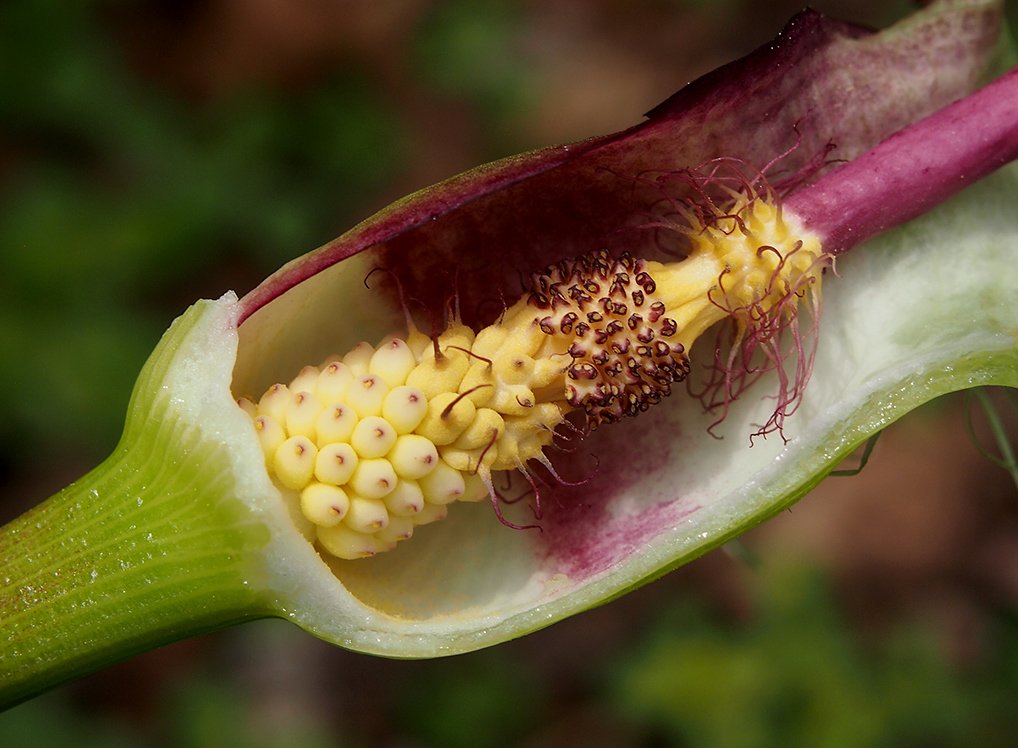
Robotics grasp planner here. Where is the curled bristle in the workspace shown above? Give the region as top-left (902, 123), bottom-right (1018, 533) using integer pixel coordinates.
top-left (691, 242), bottom-right (827, 442)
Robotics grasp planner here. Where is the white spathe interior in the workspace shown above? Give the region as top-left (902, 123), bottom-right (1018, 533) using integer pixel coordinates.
top-left (224, 166), bottom-right (1017, 657)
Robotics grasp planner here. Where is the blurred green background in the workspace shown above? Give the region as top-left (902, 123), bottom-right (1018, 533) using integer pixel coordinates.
top-left (2, 0), bottom-right (1017, 745)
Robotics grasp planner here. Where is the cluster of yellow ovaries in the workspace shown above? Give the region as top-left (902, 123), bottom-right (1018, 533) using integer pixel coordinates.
top-left (239, 191), bottom-right (826, 560)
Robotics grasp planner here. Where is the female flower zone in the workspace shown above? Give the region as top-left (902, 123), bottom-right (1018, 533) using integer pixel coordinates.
top-left (2, 0), bottom-right (1017, 705)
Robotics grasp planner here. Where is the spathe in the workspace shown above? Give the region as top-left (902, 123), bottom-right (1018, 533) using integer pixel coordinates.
top-left (1, 0), bottom-right (1014, 706)
top-left (228, 0), bottom-right (1013, 651)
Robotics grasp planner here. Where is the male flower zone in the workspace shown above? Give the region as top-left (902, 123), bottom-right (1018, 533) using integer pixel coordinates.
top-left (2, 0), bottom-right (1016, 705)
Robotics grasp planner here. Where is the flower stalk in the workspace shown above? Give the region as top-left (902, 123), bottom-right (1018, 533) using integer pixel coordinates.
top-left (0, 301), bottom-right (277, 705)
top-left (0, 425), bottom-right (270, 704)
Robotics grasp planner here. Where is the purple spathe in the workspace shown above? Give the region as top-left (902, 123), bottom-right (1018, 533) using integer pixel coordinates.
top-left (787, 67), bottom-right (1018, 254)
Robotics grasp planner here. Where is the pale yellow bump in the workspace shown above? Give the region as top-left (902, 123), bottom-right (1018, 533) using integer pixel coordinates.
top-left (253, 415), bottom-right (285, 460)
top-left (490, 384), bottom-right (536, 416)
top-left (442, 443), bottom-right (498, 476)
top-left (375, 515), bottom-right (414, 544)
top-left (351, 415), bottom-right (398, 459)
top-left (369, 337), bottom-right (417, 388)
top-left (513, 402), bottom-right (564, 434)
top-left (383, 479), bottom-right (425, 516)
top-left (405, 329), bottom-right (473, 399)
top-left (285, 391), bottom-right (321, 439)
top-left (237, 397), bottom-right (257, 418)
top-left (532, 358), bottom-right (567, 389)
top-left (343, 341), bottom-right (376, 376)
top-left (381, 385), bottom-right (429, 434)
top-left (456, 363), bottom-right (495, 405)
top-left (517, 432), bottom-right (555, 465)
top-left (497, 308), bottom-right (547, 352)
top-left (438, 322), bottom-right (476, 351)
top-left (461, 472), bottom-right (489, 503)
top-left (411, 501), bottom-right (448, 526)
top-left (418, 460), bottom-right (466, 505)
top-left (257, 383), bottom-right (290, 424)
top-left (438, 447), bottom-right (479, 474)
top-left (494, 352), bottom-right (535, 385)
top-left (347, 374), bottom-right (389, 418)
top-left (415, 392), bottom-right (476, 446)
top-left (453, 407), bottom-right (504, 450)
top-left (487, 428), bottom-right (524, 472)
top-left (318, 361), bottom-right (354, 403)
top-left (315, 404), bottom-right (357, 444)
top-left (287, 499), bottom-right (316, 543)
top-left (388, 434), bottom-right (439, 479)
top-left (469, 324), bottom-right (509, 359)
top-left (314, 442), bottom-right (358, 486)
top-left (502, 407), bottom-right (560, 462)
top-left (300, 482), bottom-right (350, 527)
top-left (405, 356), bottom-right (469, 400)
top-left (348, 457), bottom-right (398, 499)
top-left (273, 435), bottom-right (318, 491)
top-left (404, 322), bottom-right (433, 359)
top-left (317, 523), bottom-right (391, 560)
top-left (289, 365), bottom-right (321, 397)
top-left (344, 495), bottom-right (390, 533)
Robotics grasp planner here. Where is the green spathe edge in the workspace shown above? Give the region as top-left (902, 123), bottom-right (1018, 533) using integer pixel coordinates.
top-left (1, 167), bottom-right (1015, 707)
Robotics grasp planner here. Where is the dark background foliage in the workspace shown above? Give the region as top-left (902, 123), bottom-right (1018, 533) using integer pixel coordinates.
top-left (1, 1), bottom-right (1017, 744)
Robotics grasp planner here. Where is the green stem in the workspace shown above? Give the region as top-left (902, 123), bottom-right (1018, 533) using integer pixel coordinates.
top-left (0, 298), bottom-right (276, 708)
top-left (971, 387), bottom-right (1018, 492)
top-left (0, 437), bottom-right (271, 708)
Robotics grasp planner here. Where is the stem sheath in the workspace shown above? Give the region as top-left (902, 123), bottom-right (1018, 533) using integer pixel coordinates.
top-left (788, 67), bottom-right (1018, 254)
top-left (0, 298), bottom-right (276, 708)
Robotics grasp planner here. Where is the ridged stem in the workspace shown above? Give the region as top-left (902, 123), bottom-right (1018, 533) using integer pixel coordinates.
top-left (0, 299), bottom-right (276, 708)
